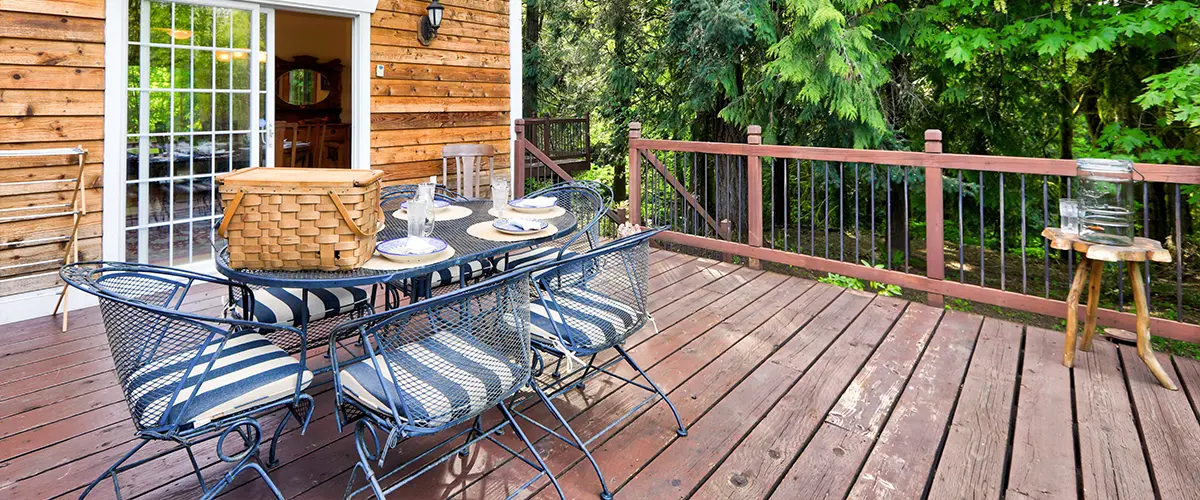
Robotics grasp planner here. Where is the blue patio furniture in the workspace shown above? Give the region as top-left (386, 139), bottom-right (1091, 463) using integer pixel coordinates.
top-left (492, 181), bottom-right (609, 273)
top-left (379, 184), bottom-right (493, 303)
top-left (515, 228), bottom-right (686, 500)
top-left (60, 262), bottom-right (315, 500)
top-left (327, 269), bottom-right (566, 499)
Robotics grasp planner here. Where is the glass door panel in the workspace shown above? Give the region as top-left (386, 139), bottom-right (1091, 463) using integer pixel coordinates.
top-left (124, 0), bottom-right (270, 265)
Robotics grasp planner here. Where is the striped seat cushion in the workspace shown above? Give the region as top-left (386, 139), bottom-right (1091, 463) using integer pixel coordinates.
top-left (528, 288), bottom-right (641, 351)
top-left (127, 331), bottom-right (313, 430)
top-left (238, 287), bottom-right (368, 326)
top-left (429, 258), bottom-right (492, 288)
top-left (493, 247), bottom-right (577, 273)
top-left (339, 331), bottom-right (522, 429)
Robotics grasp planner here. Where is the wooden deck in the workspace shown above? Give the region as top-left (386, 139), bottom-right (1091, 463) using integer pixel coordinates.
top-left (5, 249), bottom-right (1200, 499)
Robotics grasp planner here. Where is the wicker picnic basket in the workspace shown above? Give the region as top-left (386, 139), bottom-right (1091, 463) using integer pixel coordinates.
top-left (216, 167), bottom-right (385, 271)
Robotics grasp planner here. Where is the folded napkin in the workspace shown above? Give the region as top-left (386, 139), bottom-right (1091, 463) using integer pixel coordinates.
top-left (402, 237), bottom-right (439, 254)
top-left (508, 218), bottom-right (546, 231)
top-left (515, 196), bottom-right (557, 208)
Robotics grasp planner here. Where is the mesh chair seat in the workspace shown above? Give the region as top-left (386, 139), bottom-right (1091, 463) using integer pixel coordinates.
top-left (429, 258), bottom-right (493, 287)
top-left (127, 331), bottom-right (314, 431)
top-left (236, 286), bottom-right (368, 327)
top-left (338, 331), bottom-right (522, 429)
top-left (528, 288), bottom-right (640, 351)
top-left (494, 247), bottom-right (578, 273)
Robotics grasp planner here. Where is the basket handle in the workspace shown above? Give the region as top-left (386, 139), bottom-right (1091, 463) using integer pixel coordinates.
top-left (329, 190), bottom-right (384, 237)
top-left (216, 189), bottom-right (246, 238)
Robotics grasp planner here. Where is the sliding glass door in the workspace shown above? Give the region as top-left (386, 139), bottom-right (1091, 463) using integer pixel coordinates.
top-left (124, 0), bottom-right (272, 266)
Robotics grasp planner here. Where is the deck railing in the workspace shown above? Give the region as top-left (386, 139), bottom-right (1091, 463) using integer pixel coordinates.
top-left (628, 122), bottom-right (1200, 343)
top-left (514, 117), bottom-right (591, 196)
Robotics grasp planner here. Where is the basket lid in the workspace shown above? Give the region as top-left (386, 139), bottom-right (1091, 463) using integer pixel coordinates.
top-left (216, 167), bottom-right (384, 187)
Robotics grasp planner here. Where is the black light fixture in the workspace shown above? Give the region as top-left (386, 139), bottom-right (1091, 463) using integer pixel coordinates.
top-left (418, 0), bottom-right (444, 46)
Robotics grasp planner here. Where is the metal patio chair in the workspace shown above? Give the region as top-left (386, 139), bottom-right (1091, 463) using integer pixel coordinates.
top-left (514, 228), bottom-right (686, 500)
top-left (378, 184), bottom-right (493, 304)
top-left (492, 181), bottom-right (609, 274)
top-left (327, 270), bottom-right (566, 499)
top-left (61, 262), bottom-right (316, 500)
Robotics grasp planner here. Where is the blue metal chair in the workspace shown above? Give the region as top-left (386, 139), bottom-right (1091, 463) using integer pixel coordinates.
top-left (61, 262), bottom-right (316, 500)
top-left (380, 184), bottom-right (492, 304)
top-left (514, 228), bottom-right (686, 500)
top-left (327, 270), bottom-right (566, 499)
top-left (492, 181), bottom-right (609, 273)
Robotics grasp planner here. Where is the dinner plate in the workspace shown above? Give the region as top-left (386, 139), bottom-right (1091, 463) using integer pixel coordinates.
top-left (508, 197), bottom-right (557, 213)
top-left (376, 237), bottom-right (449, 263)
top-left (493, 218), bottom-right (549, 235)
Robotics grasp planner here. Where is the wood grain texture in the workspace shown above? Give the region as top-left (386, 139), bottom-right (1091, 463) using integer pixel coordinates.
top-left (1005, 327), bottom-right (1077, 500)
top-left (771, 303), bottom-right (943, 500)
top-left (1042, 228), bottom-right (1171, 263)
top-left (0, 89), bottom-right (103, 115)
top-left (847, 311), bottom-right (984, 500)
top-left (1123, 346), bottom-right (1200, 499)
top-left (927, 318), bottom-right (1024, 500)
top-left (0, 0), bottom-right (104, 19)
top-left (0, 38), bottom-right (103, 67)
top-left (1075, 339), bottom-right (1154, 500)
top-left (0, 11), bottom-right (104, 43)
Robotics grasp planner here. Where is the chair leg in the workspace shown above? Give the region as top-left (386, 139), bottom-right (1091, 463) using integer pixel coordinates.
top-left (616, 345), bottom-right (687, 437)
top-left (531, 382), bottom-right (613, 500)
top-left (208, 418), bottom-right (284, 500)
top-left (348, 420), bottom-right (388, 499)
top-left (499, 402), bottom-right (565, 500)
top-left (78, 438), bottom-right (150, 499)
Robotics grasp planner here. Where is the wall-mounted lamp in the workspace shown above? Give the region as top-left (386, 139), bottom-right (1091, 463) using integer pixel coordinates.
top-left (417, 0), bottom-right (444, 46)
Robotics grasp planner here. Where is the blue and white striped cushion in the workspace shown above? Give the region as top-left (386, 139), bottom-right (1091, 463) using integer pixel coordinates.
top-left (527, 288), bottom-right (641, 351)
top-left (239, 287), bottom-right (368, 326)
top-left (429, 258), bottom-right (493, 288)
top-left (339, 332), bottom-right (521, 429)
top-left (126, 332), bottom-right (313, 430)
top-left (493, 247), bottom-right (577, 272)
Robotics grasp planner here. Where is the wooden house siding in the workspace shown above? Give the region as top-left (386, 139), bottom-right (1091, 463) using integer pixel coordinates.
top-left (0, 0), bottom-right (106, 297)
top-left (0, 0), bottom-right (513, 300)
top-left (370, 0), bottom-right (511, 185)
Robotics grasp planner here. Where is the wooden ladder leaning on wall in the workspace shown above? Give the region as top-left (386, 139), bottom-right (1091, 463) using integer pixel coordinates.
top-left (0, 146), bottom-right (88, 331)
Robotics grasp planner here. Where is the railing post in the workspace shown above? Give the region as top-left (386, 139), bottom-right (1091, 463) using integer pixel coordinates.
top-left (514, 119), bottom-right (526, 198)
top-left (746, 125), bottom-right (763, 270)
top-left (924, 129), bottom-right (945, 307)
top-left (719, 219), bottom-right (733, 262)
top-left (542, 115), bottom-right (552, 157)
top-left (584, 115), bottom-right (592, 169)
top-left (629, 122), bottom-right (642, 226)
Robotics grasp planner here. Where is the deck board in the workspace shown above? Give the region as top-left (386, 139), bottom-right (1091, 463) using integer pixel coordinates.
top-left (0, 249), bottom-right (1197, 500)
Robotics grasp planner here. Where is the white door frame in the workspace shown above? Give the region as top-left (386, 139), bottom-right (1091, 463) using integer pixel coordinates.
top-left (102, 0), bottom-right (377, 263)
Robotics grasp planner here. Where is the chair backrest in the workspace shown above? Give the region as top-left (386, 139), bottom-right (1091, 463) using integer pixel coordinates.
top-left (531, 228), bottom-right (660, 353)
top-left (442, 144), bottom-right (496, 198)
top-left (330, 269), bottom-right (533, 431)
top-left (60, 263), bottom-right (300, 433)
top-left (379, 184), bottom-right (467, 213)
top-left (296, 123), bottom-right (327, 167)
top-left (525, 182), bottom-right (607, 255)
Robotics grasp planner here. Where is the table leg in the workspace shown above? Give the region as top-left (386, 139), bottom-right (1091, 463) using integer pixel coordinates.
top-left (1127, 261), bottom-right (1178, 390)
top-left (1064, 257), bottom-right (1090, 368)
top-left (1080, 259), bottom-right (1105, 351)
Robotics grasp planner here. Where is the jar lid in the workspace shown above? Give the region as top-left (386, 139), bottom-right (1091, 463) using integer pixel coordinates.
top-left (1077, 158), bottom-right (1133, 174)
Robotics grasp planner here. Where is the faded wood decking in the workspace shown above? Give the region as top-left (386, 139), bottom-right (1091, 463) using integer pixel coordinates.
top-left (4, 249), bottom-right (1200, 499)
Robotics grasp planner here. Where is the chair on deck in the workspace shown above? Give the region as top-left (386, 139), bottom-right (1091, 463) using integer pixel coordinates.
top-left (378, 184), bottom-right (492, 304)
top-left (60, 262), bottom-right (316, 500)
top-left (327, 270), bottom-right (566, 499)
top-left (492, 181), bottom-right (609, 274)
top-left (513, 228), bottom-right (686, 500)
top-left (442, 144), bottom-right (495, 198)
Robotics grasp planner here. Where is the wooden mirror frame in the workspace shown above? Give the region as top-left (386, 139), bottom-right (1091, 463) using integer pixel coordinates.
top-left (275, 56), bottom-right (343, 122)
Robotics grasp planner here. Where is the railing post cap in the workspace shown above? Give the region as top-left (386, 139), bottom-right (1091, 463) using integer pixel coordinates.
top-left (747, 125), bottom-right (762, 135)
top-left (515, 118), bottom-right (526, 125)
top-left (629, 122), bottom-right (641, 139)
top-left (629, 122), bottom-right (642, 130)
top-left (924, 129), bottom-right (943, 141)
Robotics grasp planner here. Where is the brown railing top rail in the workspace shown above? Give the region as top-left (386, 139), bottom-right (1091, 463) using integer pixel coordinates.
top-left (631, 138), bottom-right (1200, 184)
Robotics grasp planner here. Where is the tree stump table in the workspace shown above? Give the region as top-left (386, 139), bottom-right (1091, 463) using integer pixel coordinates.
top-left (1042, 227), bottom-right (1177, 390)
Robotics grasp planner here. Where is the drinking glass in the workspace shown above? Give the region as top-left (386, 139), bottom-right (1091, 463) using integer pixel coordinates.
top-left (491, 176), bottom-right (509, 213)
top-left (1059, 199), bottom-right (1080, 235)
top-left (407, 198), bottom-right (435, 239)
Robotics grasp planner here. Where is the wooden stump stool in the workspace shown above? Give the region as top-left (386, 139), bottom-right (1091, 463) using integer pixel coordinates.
top-left (1042, 228), bottom-right (1177, 390)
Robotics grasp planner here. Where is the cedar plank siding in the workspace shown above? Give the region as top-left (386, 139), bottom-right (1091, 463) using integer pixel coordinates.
top-left (0, 0), bottom-right (512, 298)
top-left (370, 0), bottom-right (511, 185)
top-left (0, 0), bottom-right (106, 297)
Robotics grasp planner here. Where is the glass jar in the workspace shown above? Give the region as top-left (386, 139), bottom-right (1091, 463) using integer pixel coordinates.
top-left (1076, 158), bottom-right (1136, 246)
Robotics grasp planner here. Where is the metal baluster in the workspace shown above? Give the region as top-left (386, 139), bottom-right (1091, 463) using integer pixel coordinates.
top-left (1067, 177), bottom-right (1073, 296)
top-left (784, 159), bottom-right (789, 251)
top-left (672, 151), bottom-right (678, 232)
top-left (904, 166), bottom-right (910, 273)
top-left (825, 161), bottom-right (830, 260)
top-left (855, 163), bottom-right (860, 263)
top-left (839, 161), bottom-right (845, 262)
top-left (1176, 184), bottom-right (1184, 322)
top-left (771, 158), bottom-right (776, 249)
top-left (959, 170), bottom-right (965, 283)
top-left (1021, 174), bottom-right (1027, 294)
top-left (980, 171), bottom-right (985, 287)
top-left (1044, 175), bottom-right (1050, 297)
top-left (1000, 172), bottom-right (1006, 291)
top-left (886, 165), bottom-right (892, 270)
top-left (871, 164), bottom-right (877, 267)
top-left (811, 160), bottom-right (816, 256)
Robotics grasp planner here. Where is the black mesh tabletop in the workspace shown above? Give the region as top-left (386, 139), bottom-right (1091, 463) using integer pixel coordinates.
top-left (216, 200), bottom-right (577, 288)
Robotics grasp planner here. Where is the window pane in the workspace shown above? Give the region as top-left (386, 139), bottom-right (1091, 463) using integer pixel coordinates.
top-left (148, 92), bottom-right (170, 134)
top-left (215, 52), bottom-right (231, 89)
top-left (231, 133), bottom-right (250, 170)
top-left (259, 11), bottom-right (267, 51)
top-left (173, 178), bottom-right (190, 221)
top-left (192, 222), bottom-right (213, 262)
top-left (232, 10), bottom-right (251, 49)
top-left (215, 134), bottom-right (231, 173)
top-left (126, 138), bottom-right (141, 181)
top-left (128, 0), bottom-right (141, 43)
top-left (232, 52), bottom-right (250, 89)
top-left (150, 2), bottom-right (172, 44)
top-left (173, 92), bottom-right (192, 132)
top-left (147, 180), bottom-right (170, 223)
top-left (149, 47), bottom-right (171, 88)
top-left (148, 225), bottom-right (170, 266)
top-left (194, 6), bottom-right (213, 46)
top-left (127, 46), bottom-right (140, 88)
top-left (193, 92), bottom-right (212, 131)
top-left (194, 136), bottom-right (214, 174)
top-left (215, 8), bottom-right (232, 48)
top-left (125, 229), bottom-right (140, 263)
top-left (214, 92), bottom-right (230, 131)
top-left (172, 223), bottom-right (190, 265)
top-left (173, 4), bottom-right (192, 46)
top-left (126, 183), bottom-right (140, 226)
top-left (231, 93), bottom-right (250, 130)
top-left (193, 176), bottom-right (213, 218)
top-left (127, 91), bottom-right (140, 134)
top-left (172, 136), bottom-right (191, 176)
top-left (172, 49), bottom-right (191, 89)
top-left (194, 50), bottom-right (212, 89)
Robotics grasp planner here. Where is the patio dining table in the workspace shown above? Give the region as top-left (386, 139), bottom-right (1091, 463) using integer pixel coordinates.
top-left (215, 198), bottom-right (578, 290)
